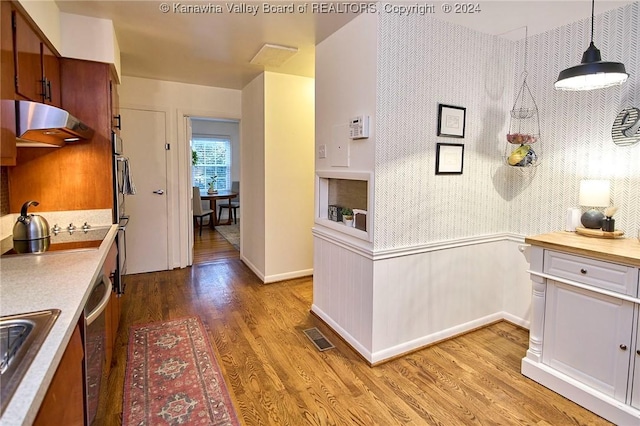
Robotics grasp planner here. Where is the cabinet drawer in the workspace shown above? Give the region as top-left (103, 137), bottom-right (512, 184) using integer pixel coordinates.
top-left (544, 250), bottom-right (638, 296)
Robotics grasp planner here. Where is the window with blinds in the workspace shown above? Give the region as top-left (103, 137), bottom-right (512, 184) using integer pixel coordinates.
top-left (191, 137), bottom-right (231, 191)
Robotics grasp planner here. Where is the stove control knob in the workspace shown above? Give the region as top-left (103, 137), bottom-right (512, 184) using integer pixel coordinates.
top-left (82, 222), bottom-right (91, 231)
top-left (52, 224), bottom-right (61, 234)
top-left (67, 223), bottom-right (76, 231)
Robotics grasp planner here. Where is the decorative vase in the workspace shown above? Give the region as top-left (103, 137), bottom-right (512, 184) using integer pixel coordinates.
top-left (343, 216), bottom-right (353, 227)
top-left (581, 209), bottom-right (604, 229)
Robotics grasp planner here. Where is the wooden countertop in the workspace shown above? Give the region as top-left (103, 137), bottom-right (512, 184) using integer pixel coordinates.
top-left (525, 231), bottom-right (640, 268)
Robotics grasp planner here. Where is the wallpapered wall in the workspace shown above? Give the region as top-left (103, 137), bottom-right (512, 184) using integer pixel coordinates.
top-left (374, 3), bottom-right (639, 251)
top-left (507, 2), bottom-right (639, 237)
top-left (375, 14), bottom-right (515, 250)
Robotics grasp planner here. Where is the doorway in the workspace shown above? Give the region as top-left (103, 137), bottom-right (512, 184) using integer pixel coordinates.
top-left (189, 117), bottom-right (240, 264)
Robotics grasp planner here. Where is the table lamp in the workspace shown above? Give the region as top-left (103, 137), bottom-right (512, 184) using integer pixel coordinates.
top-left (579, 180), bottom-right (610, 229)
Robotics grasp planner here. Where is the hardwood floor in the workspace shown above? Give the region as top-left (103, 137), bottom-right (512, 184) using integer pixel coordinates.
top-left (95, 240), bottom-right (611, 425)
top-left (193, 221), bottom-right (239, 263)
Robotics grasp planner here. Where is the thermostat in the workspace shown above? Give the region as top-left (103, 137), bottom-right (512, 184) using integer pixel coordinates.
top-left (349, 115), bottom-right (370, 139)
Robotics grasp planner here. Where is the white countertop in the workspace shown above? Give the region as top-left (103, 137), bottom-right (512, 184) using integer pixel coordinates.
top-left (0, 225), bottom-right (118, 426)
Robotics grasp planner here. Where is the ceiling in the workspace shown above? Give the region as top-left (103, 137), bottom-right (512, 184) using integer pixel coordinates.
top-left (54, 0), bottom-right (635, 90)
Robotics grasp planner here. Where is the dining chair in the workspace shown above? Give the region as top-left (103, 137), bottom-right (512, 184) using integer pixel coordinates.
top-left (218, 181), bottom-right (240, 224)
top-left (193, 187), bottom-right (214, 236)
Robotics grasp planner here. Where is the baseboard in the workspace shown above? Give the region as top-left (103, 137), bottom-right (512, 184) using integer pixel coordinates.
top-left (310, 304), bottom-right (374, 363)
top-left (370, 312), bottom-right (504, 364)
top-left (264, 268), bottom-right (313, 284)
top-left (310, 307), bottom-right (530, 366)
top-left (502, 311), bottom-right (530, 329)
top-left (239, 254), bottom-right (266, 282)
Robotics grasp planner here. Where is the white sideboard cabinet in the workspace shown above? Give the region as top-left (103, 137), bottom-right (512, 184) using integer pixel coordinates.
top-left (522, 232), bottom-right (640, 425)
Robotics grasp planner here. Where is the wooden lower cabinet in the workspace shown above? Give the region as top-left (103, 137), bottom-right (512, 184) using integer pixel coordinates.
top-left (33, 324), bottom-right (84, 426)
top-left (105, 291), bottom-right (120, 368)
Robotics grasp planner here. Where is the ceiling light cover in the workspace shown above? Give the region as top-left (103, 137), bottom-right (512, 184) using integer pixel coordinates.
top-left (554, 1), bottom-right (628, 91)
top-left (250, 44), bottom-right (298, 68)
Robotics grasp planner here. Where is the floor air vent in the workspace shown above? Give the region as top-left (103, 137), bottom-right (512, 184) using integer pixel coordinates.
top-left (303, 327), bottom-right (335, 351)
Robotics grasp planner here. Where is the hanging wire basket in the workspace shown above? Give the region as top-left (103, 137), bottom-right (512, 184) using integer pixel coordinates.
top-left (504, 70), bottom-right (542, 168)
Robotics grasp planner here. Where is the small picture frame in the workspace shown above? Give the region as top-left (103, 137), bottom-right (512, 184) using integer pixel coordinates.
top-left (437, 104), bottom-right (466, 138)
top-left (435, 143), bottom-right (464, 175)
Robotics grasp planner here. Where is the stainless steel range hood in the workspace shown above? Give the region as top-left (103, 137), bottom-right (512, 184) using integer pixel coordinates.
top-left (16, 101), bottom-right (94, 147)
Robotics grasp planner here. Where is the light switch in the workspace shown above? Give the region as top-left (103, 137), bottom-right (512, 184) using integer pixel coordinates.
top-left (318, 144), bottom-right (327, 159)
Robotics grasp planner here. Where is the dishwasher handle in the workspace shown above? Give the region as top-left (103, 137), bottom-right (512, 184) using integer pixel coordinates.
top-left (86, 275), bottom-right (111, 325)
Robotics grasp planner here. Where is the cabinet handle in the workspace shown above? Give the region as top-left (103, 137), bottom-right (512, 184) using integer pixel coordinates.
top-left (46, 80), bottom-right (52, 101)
top-left (40, 79), bottom-right (47, 98)
top-left (580, 268), bottom-right (587, 274)
top-left (114, 114), bottom-right (122, 130)
top-left (620, 344), bottom-right (628, 351)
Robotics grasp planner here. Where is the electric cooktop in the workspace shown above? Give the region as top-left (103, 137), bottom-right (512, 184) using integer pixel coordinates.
top-left (1, 225), bottom-right (111, 256)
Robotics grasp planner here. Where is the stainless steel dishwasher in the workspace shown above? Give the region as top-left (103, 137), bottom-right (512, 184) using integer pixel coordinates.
top-left (84, 274), bottom-right (111, 425)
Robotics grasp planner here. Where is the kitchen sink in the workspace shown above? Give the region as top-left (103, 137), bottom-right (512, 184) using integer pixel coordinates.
top-left (0, 309), bottom-right (60, 415)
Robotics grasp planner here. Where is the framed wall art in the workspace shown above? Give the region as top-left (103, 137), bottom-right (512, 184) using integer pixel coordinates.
top-left (437, 104), bottom-right (466, 138)
top-left (435, 143), bottom-right (464, 175)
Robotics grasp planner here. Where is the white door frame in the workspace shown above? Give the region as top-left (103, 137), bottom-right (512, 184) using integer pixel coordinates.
top-left (176, 108), bottom-right (241, 267)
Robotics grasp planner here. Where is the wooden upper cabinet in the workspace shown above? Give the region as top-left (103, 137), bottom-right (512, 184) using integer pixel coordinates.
top-left (12, 9), bottom-right (61, 107)
top-left (13, 10), bottom-right (44, 102)
top-left (110, 71), bottom-right (120, 134)
top-left (1, 1), bottom-right (16, 166)
top-left (41, 43), bottom-right (61, 106)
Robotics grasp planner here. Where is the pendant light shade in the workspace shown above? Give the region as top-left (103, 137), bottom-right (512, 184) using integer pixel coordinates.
top-left (554, 0), bottom-right (628, 91)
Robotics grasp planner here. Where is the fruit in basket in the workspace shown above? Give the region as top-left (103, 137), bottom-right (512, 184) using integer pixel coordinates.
top-left (507, 133), bottom-right (537, 144)
top-left (508, 145), bottom-right (529, 166)
top-left (508, 145), bottom-right (537, 166)
top-left (518, 147), bottom-right (537, 166)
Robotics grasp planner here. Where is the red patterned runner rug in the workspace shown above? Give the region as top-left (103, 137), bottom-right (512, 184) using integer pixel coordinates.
top-left (123, 317), bottom-right (241, 425)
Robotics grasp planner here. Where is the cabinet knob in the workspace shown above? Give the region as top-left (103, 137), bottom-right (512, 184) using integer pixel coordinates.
top-left (580, 268), bottom-right (587, 274)
top-left (637, 350), bottom-right (640, 356)
top-left (620, 344), bottom-right (628, 351)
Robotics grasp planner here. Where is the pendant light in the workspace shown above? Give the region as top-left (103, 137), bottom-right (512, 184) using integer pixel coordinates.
top-left (554, 0), bottom-right (628, 91)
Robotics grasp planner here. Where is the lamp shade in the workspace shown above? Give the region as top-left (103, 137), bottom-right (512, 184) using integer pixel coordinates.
top-left (554, 46), bottom-right (628, 90)
top-left (579, 180), bottom-right (610, 207)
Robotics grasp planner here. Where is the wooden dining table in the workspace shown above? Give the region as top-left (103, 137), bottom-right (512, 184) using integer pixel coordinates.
top-left (200, 190), bottom-right (238, 227)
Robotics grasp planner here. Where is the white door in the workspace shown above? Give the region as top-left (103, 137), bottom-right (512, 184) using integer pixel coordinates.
top-left (121, 108), bottom-right (169, 274)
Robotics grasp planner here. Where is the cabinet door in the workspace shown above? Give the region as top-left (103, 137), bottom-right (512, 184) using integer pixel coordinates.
top-left (631, 313), bottom-right (640, 409)
top-left (33, 324), bottom-right (85, 426)
top-left (13, 10), bottom-right (44, 102)
top-left (543, 280), bottom-right (634, 402)
top-left (42, 43), bottom-right (60, 106)
top-left (110, 74), bottom-right (120, 134)
top-left (1, 1), bottom-right (16, 166)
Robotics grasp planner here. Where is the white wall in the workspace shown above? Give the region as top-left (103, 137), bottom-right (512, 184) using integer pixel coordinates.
top-left (264, 72), bottom-right (315, 281)
top-left (241, 74), bottom-right (266, 276)
top-left (60, 13), bottom-right (122, 80)
top-left (119, 76), bottom-right (241, 269)
top-left (312, 232), bottom-right (533, 364)
top-left (315, 12), bottom-right (377, 175)
top-left (241, 72), bottom-right (315, 283)
top-left (17, 0), bottom-right (61, 52)
top-left (16, 3), bottom-right (121, 80)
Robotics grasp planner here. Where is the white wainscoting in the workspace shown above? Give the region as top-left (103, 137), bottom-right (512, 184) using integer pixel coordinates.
top-left (312, 229), bottom-right (532, 364)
